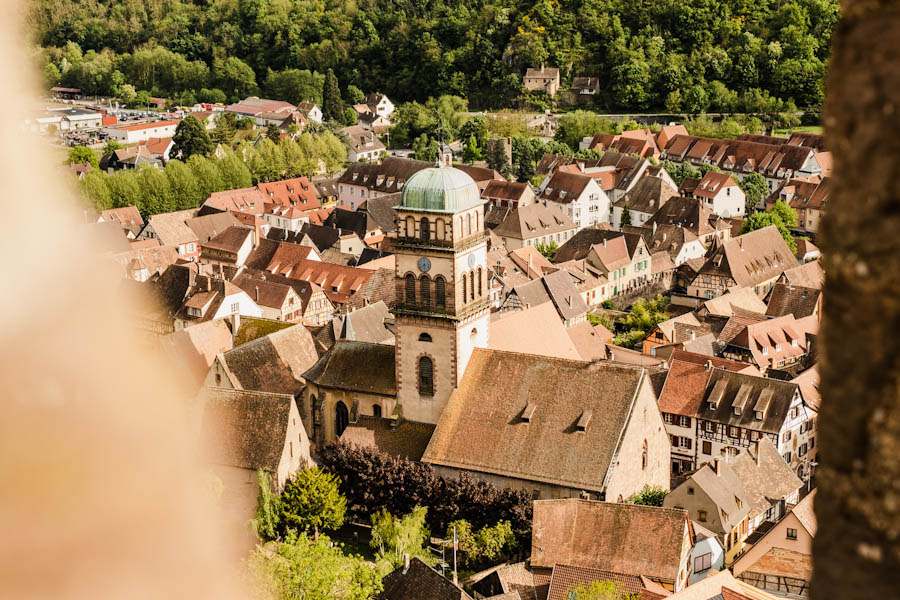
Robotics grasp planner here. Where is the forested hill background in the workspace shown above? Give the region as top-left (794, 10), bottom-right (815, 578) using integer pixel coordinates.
top-left (28, 0), bottom-right (839, 112)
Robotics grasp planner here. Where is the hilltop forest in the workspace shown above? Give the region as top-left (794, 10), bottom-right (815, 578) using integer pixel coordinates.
top-left (29, 0), bottom-right (839, 112)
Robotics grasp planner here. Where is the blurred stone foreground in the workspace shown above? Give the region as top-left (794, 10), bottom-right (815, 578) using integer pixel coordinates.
top-left (815, 0), bottom-right (900, 597)
top-left (0, 2), bottom-right (246, 598)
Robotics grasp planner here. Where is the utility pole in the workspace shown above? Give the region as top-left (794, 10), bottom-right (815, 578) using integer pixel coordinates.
top-left (452, 524), bottom-right (458, 586)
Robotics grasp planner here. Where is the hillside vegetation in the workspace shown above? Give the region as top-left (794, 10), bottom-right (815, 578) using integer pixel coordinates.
top-left (29, 0), bottom-right (838, 111)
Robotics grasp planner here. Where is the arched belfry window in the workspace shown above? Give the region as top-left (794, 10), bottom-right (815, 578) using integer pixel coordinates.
top-left (642, 439), bottom-right (648, 470)
top-left (418, 333), bottom-right (432, 342)
top-left (405, 273), bottom-right (416, 304)
top-left (477, 267), bottom-right (483, 297)
top-left (335, 401), bottom-right (349, 437)
top-left (420, 217), bottom-right (430, 242)
top-left (469, 271), bottom-right (475, 301)
top-left (461, 273), bottom-right (467, 304)
top-left (418, 356), bottom-right (434, 396)
top-left (435, 276), bottom-right (446, 307)
top-left (420, 275), bottom-right (431, 305)
top-left (406, 216), bottom-right (415, 238)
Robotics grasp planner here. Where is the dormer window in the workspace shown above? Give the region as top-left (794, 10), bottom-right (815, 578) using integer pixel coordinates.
top-left (792, 339), bottom-right (799, 347)
top-left (521, 403), bottom-right (536, 423)
top-left (762, 347), bottom-right (769, 355)
top-left (755, 410), bottom-right (763, 420)
top-left (776, 343), bottom-right (782, 352)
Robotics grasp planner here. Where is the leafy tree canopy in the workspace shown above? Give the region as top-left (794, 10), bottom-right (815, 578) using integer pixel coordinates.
top-left (280, 467), bottom-right (347, 538)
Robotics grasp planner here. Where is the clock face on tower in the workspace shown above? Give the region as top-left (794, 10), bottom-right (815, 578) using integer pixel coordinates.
top-left (467, 253), bottom-right (476, 268)
top-left (417, 257), bottom-right (432, 272)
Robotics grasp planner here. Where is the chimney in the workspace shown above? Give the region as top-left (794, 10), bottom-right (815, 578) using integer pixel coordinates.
top-left (690, 331), bottom-right (696, 341)
top-left (755, 441), bottom-right (763, 466)
top-left (205, 276), bottom-right (211, 292)
top-left (652, 222), bottom-right (657, 234)
top-left (714, 458), bottom-right (722, 475)
top-left (255, 286), bottom-right (259, 302)
top-left (602, 238), bottom-right (607, 248)
top-left (403, 553), bottom-right (410, 573)
top-left (705, 360), bottom-right (713, 371)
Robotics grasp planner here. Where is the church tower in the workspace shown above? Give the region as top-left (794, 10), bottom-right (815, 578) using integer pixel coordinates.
top-left (391, 166), bottom-right (490, 424)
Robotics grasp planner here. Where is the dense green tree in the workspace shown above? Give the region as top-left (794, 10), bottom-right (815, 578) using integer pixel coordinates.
top-left (739, 172), bottom-right (770, 212)
top-left (370, 507), bottom-right (434, 574)
top-left (280, 468), bottom-right (347, 539)
top-left (217, 151), bottom-right (253, 190)
top-left (31, 0), bottom-right (838, 112)
top-left (67, 146), bottom-right (97, 169)
top-left (413, 134), bottom-right (439, 162)
top-left (322, 69), bottom-right (343, 122)
top-left (266, 122), bottom-right (281, 143)
top-left (214, 56), bottom-right (257, 102)
top-left (462, 135), bottom-right (482, 164)
top-left (771, 198), bottom-right (799, 229)
top-left (187, 154), bottom-right (224, 200)
top-left (621, 204), bottom-right (631, 227)
top-left (346, 84), bottom-right (365, 104)
top-left (535, 241), bottom-right (558, 260)
top-left (459, 116), bottom-right (489, 151)
top-left (138, 166), bottom-right (175, 215)
top-left (77, 171), bottom-right (111, 210)
top-left (252, 469), bottom-right (281, 541)
top-left (164, 159), bottom-right (202, 210)
top-left (211, 111), bottom-right (237, 145)
top-left (247, 532), bottom-right (381, 600)
top-left (446, 519), bottom-right (517, 568)
top-left (627, 485), bottom-right (667, 506)
top-left (486, 139), bottom-right (511, 179)
top-left (555, 111), bottom-right (615, 150)
top-left (264, 68), bottom-right (324, 105)
top-left (102, 139), bottom-right (123, 157)
top-left (171, 115), bottom-right (212, 160)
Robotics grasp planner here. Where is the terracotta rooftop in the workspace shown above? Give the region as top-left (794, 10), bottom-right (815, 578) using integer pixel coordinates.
top-left (423, 350), bottom-right (647, 492)
top-left (531, 499), bottom-right (689, 582)
top-left (339, 416), bottom-right (435, 461)
top-left (200, 387), bottom-right (293, 472)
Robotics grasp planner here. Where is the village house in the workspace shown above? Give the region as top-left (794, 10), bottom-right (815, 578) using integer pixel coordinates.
top-left (659, 134), bottom-right (824, 192)
top-left (500, 269), bottom-right (590, 328)
top-left (481, 180), bottom-right (535, 210)
top-left (265, 250), bottom-right (374, 306)
top-left (199, 387), bottom-right (311, 532)
top-left (571, 76), bottom-right (599, 98)
top-left (200, 226), bottom-right (257, 268)
top-left (680, 171), bottom-right (747, 218)
top-left (336, 157), bottom-right (431, 209)
top-left (524, 65), bottom-right (561, 95)
top-left (104, 119), bottom-right (181, 144)
top-left (231, 271), bottom-right (305, 321)
top-left (204, 324), bottom-right (320, 398)
top-left (646, 196), bottom-right (727, 246)
top-left (423, 352), bottom-right (670, 501)
top-left (538, 170), bottom-right (610, 230)
top-left (297, 102), bottom-right (323, 123)
top-left (363, 93), bottom-right (395, 119)
top-left (640, 223), bottom-right (708, 267)
top-left (611, 175), bottom-right (679, 229)
top-left (689, 521), bottom-right (726, 584)
top-left (665, 439), bottom-right (803, 566)
top-left (732, 490), bottom-right (816, 598)
top-left (233, 267), bottom-right (333, 326)
top-left (99, 206), bottom-right (144, 238)
top-left (225, 96), bottom-right (296, 119)
top-left (657, 352), bottom-right (759, 475)
top-left (667, 569), bottom-right (782, 600)
top-left (173, 274), bottom-right (263, 329)
top-left (43, 107), bottom-right (103, 130)
top-left (765, 283), bottom-right (822, 321)
top-left (581, 233), bottom-right (652, 297)
top-left (687, 226), bottom-right (799, 300)
top-left (767, 176), bottom-right (831, 234)
top-left (489, 302), bottom-right (585, 361)
top-left (664, 459), bottom-right (751, 566)
top-left (137, 209), bottom-right (201, 262)
top-left (581, 129), bottom-right (660, 159)
top-left (717, 313), bottom-right (817, 373)
top-left (340, 124), bottom-right (386, 163)
top-left (552, 259), bottom-right (610, 308)
top-left (491, 203), bottom-right (577, 251)
top-left (694, 368), bottom-right (816, 478)
top-left (531, 499), bottom-right (694, 592)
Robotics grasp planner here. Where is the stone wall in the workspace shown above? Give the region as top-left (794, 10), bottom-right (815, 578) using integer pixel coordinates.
top-left (814, 3), bottom-right (900, 596)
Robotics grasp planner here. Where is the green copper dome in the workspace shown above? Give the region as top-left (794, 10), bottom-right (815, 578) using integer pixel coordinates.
top-left (399, 166), bottom-right (483, 213)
